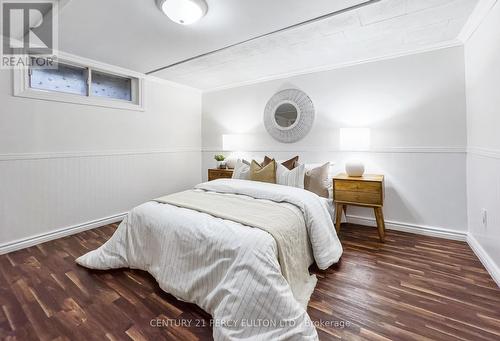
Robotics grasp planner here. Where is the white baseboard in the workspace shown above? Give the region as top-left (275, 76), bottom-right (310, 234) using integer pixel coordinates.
top-left (346, 215), bottom-right (499, 287)
top-left (346, 214), bottom-right (467, 241)
top-left (0, 212), bottom-right (127, 255)
top-left (467, 234), bottom-right (500, 288)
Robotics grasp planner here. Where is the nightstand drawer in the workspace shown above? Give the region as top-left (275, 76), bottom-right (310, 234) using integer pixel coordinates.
top-left (208, 169), bottom-right (233, 181)
top-left (335, 190), bottom-right (382, 206)
top-left (334, 180), bottom-right (382, 194)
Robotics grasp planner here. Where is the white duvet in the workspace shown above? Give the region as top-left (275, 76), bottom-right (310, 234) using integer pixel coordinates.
top-left (76, 179), bottom-right (342, 340)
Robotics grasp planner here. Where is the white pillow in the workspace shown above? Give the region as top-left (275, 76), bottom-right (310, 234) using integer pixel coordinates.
top-left (304, 162), bottom-right (336, 198)
top-left (276, 163), bottom-right (305, 188)
top-left (232, 159), bottom-right (250, 180)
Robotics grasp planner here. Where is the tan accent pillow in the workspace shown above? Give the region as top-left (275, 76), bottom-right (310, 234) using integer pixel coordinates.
top-left (304, 162), bottom-right (330, 198)
top-left (262, 156), bottom-right (299, 170)
top-left (249, 160), bottom-right (276, 184)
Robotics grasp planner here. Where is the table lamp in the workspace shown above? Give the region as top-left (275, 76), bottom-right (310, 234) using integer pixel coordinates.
top-left (340, 128), bottom-right (370, 177)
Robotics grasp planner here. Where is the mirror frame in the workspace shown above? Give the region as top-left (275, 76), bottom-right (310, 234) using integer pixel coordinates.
top-left (264, 89), bottom-right (315, 143)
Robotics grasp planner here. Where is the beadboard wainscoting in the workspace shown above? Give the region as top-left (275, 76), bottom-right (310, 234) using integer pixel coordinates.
top-left (466, 150), bottom-right (500, 286)
top-left (202, 149), bottom-right (468, 238)
top-left (0, 64), bottom-right (202, 253)
top-left (0, 150), bottom-right (201, 253)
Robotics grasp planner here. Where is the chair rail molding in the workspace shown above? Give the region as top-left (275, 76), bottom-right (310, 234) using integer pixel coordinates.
top-left (467, 146), bottom-right (500, 159)
top-left (202, 146), bottom-right (467, 154)
top-left (0, 148), bottom-right (201, 161)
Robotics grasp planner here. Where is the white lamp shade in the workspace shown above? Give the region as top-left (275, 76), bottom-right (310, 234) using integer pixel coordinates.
top-left (223, 134), bottom-right (254, 152)
top-left (222, 134), bottom-right (248, 168)
top-left (158, 0), bottom-right (208, 25)
top-left (340, 128), bottom-right (371, 151)
top-left (340, 128), bottom-right (370, 177)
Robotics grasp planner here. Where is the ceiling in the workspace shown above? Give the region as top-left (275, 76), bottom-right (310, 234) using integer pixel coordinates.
top-left (58, 0), bottom-right (479, 90)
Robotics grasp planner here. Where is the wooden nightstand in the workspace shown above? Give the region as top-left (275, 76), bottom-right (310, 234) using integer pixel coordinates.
top-left (333, 173), bottom-right (386, 242)
top-left (208, 168), bottom-right (234, 181)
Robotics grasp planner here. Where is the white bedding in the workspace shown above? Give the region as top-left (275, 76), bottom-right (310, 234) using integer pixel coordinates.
top-left (76, 179), bottom-right (342, 340)
top-left (154, 189), bottom-right (317, 308)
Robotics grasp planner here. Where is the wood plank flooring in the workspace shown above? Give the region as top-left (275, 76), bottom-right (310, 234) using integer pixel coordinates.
top-left (1, 223), bottom-right (499, 340)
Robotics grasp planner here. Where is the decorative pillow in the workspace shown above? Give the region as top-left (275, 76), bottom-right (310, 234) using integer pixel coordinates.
top-left (232, 159), bottom-right (251, 180)
top-left (262, 155), bottom-right (299, 170)
top-left (276, 163), bottom-right (306, 188)
top-left (304, 162), bottom-right (330, 198)
top-left (249, 160), bottom-right (276, 184)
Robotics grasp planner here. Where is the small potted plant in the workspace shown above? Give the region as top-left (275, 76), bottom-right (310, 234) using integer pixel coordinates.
top-left (214, 154), bottom-right (226, 169)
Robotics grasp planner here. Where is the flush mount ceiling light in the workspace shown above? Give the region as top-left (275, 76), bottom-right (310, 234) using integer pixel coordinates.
top-left (157, 0), bottom-right (208, 25)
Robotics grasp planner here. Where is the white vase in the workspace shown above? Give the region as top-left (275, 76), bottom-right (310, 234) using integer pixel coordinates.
top-left (345, 160), bottom-right (365, 177)
top-left (216, 161), bottom-right (226, 169)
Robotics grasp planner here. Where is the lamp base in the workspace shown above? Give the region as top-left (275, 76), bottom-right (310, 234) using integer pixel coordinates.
top-left (345, 160), bottom-right (365, 177)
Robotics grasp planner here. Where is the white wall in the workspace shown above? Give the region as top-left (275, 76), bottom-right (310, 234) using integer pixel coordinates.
top-left (465, 1), bottom-right (500, 283)
top-left (0, 70), bottom-right (202, 252)
top-left (202, 47), bottom-right (468, 237)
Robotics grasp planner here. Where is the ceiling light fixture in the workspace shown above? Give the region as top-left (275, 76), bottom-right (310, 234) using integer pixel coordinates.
top-left (157, 0), bottom-right (208, 25)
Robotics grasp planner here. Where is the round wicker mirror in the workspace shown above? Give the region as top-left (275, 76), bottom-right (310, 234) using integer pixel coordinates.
top-left (264, 89), bottom-right (315, 143)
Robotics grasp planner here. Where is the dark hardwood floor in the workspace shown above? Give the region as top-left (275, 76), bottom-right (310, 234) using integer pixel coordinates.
top-left (1, 223), bottom-right (499, 340)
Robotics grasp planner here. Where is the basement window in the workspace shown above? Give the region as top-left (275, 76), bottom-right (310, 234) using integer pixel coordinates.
top-left (91, 71), bottom-right (132, 101)
top-left (30, 63), bottom-right (88, 96)
top-left (14, 57), bottom-right (144, 111)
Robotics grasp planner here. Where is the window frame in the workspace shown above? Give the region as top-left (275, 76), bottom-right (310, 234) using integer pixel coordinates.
top-left (13, 53), bottom-right (145, 111)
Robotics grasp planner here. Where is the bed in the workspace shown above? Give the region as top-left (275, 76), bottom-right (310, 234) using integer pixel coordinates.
top-left (76, 178), bottom-right (343, 340)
